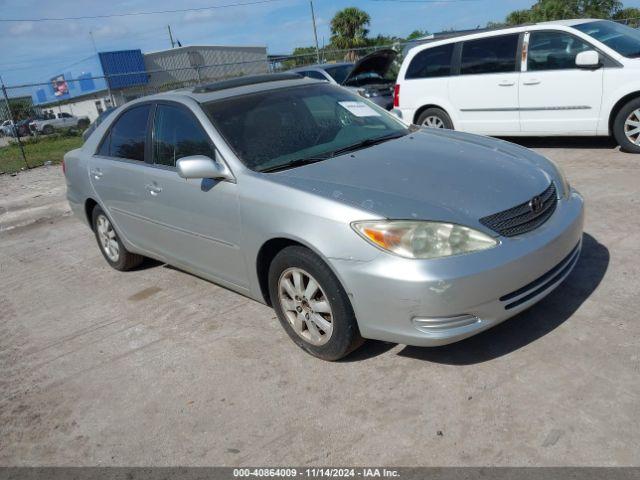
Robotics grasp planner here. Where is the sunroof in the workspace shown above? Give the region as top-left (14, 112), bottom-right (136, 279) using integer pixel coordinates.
top-left (192, 73), bottom-right (303, 94)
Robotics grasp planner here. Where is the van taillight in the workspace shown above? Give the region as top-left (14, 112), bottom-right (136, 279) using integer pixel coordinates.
top-left (393, 84), bottom-right (400, 108)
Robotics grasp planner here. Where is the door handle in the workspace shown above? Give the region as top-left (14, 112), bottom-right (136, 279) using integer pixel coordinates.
top-left (498, 80), bottom-right (515, 87)
top-left (90, 168), bottom-right (103, 179)
top-left (145, 184), bottom-right (163, 196)
top-left (523, 79), bottom-right (541, 86)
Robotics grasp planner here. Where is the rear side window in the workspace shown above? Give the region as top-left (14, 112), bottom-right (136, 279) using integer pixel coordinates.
top-left (300, 70), bottom-right (328, 81)
top-left (528, 31), bottom-right (592, 71)
top-left (461, 34), bottom-right (519, 75)
top-left (152, 104), bottom-right (214, 167)
top-left (405, 43), bottom-right (455, 79)
top-left (100, 105), bottom-right (150, 161)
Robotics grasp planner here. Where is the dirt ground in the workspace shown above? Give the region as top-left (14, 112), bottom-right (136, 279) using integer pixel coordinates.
top-left (0, 138), bottom-right (639, 466)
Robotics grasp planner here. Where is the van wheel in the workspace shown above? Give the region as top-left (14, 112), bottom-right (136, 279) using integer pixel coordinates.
top-left (268, 246), bottom-right (364, 361)
top-left (91, 205), bottom-right (144, 271)
top-left (42, 125), bottom-right (54, 135)
top-left (613, 98), bottom-right (640, 153)
top-left (417, 108), bottom-right (453, 130)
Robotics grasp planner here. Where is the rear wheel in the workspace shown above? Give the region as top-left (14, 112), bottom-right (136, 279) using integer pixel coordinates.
top-left (416, 107), bottom-right (453, 130)
top-left (268, 246), bottom-right (363, 361)
top-left (42, 125), bottom-right (54, 135)
top-left (91, 205), bottom-right (143, 271)
top-left (613, 97), bottom-right (640, 153)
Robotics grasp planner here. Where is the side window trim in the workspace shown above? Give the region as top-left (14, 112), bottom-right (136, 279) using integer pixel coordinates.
top-left (149, 100), bottom-right (217, 170)
top-left (524, 28), bottom-right (622, 72)
top-left (93, 103), bottom-right (153, 162)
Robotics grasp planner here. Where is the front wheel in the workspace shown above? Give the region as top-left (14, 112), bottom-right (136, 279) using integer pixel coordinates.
top-left (268, 246), bottom-right (363, 361)
top-left (416, 107), bottom-right (453, 130)
top-left (613, 98), bottom-right (640, 153)
top-left (92, 205), bottom-right (144, 271)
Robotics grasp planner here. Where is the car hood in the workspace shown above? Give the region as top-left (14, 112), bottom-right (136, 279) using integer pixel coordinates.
top-left (269, 129), bottom-right (555, 232)
top-left (342, 49), bottom-right (397, 86)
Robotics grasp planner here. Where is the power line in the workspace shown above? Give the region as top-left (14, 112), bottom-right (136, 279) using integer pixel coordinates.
top-left (0, 0), bottom-right (287, 22)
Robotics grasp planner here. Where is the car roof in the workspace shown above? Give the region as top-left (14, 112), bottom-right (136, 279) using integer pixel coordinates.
top-left (140, 73), bottom-right (325, 105)
top-left (291, 62), bottom-right (353, 71)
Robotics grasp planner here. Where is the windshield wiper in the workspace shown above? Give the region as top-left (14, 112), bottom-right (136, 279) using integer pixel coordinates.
top-left (326, 132), bottom-right (407, 157)
top-left (259, 155), bottom-right (330, 173)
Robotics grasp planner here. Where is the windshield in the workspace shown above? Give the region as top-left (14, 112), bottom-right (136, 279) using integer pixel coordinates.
top-left (574, 20), bottom-right (640, 58)
top-left (203, 83), bottom-right (408, 172)
top-left (323, 64), bottom-right (353, 84)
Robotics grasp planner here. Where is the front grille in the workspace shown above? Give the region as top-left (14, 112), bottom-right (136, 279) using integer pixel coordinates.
top-left (480, 183), bottom-right (558, 237)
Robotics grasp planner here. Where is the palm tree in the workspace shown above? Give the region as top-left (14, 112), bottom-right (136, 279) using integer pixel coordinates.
top-left (330, 7), bottom-right (371, 61)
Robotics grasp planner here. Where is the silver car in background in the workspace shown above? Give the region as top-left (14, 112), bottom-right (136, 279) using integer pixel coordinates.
top-left (64, 73), bottom-right (584, 361)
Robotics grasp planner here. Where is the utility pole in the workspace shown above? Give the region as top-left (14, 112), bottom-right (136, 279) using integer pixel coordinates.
top-left (0, 75), bottom-right (30, 170)
top-left (168, 25), bottom-right (176, 49)
top-left (309, 1), bottom-right (320, 63)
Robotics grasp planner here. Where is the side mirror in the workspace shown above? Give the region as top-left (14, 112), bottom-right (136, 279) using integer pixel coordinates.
top-left (576, 50), bottom-right (601, 69)
top-left (176, 154), bottom-right (233, 181)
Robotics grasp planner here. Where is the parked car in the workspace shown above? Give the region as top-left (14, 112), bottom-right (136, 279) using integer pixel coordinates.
top-left (82, 108), bottom-right (115, 142)
top-left (0, 120), bottom-right (14, 136)
top-left (64, 73), bottom-right (584, 360)
top-left (6, 119), bottom-right (33, 138)
top-left (30, 112), bottom-right (90, 135)
top-left (290, 49), bottom-right (397, 110)
top-left (394, 19), bottom-right (640, 152)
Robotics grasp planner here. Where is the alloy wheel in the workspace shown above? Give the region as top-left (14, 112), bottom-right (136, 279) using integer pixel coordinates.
top-left (422, 116), bottom-right (445, 129)
top-left (624, 109), bottom-right (640, 145)
top-left (278, 267), bottom-right (334, 346)
top-left (96, 214), bottom-right (120, 262)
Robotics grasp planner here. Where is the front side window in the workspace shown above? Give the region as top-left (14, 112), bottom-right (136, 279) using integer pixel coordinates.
top-left (203, 83), bottom-right (408, 172)
top-left (406, 43), bottom-right (455, 79)
top-left (461, 34), bottom-right (519, 75)
top-left (528, 31), bottom-right (592, 71)
top-left (103, 104), bottom-right (150, 161)
top-left (152, 104), bottom-right (214, 167)
top-left (574, 20), bottom-right (640, 58)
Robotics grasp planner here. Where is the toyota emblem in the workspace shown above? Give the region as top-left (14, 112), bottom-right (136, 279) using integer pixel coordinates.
top-left (529, 195), bottom-right (543, 213)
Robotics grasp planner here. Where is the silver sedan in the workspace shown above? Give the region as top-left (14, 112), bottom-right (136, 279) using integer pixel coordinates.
top-left (64, 73), bottom-right (584, 360)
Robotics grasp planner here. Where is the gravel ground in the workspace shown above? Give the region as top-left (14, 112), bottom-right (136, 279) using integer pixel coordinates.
top-left (0, 138), bottom-right (638, 466)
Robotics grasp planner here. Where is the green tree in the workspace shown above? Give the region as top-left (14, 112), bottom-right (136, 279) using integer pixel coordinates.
top-left (499, 0), bottom-right (623, 25)
top-left (406, 29), bottom-right (430, 40)
top-left (330, 7), bottom-right (371, 59)
top-left (614, 7), bottom-right (640, 26)
top-left (505, 9), bottom-right (532, 25)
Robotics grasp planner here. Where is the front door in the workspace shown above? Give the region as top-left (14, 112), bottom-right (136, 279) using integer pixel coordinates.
top-left (448, 33), bottom-right (521, 134)
top-left (142, 102), bottom-right (247, 289)
top-left (519, 30), bottom-right (604, 134)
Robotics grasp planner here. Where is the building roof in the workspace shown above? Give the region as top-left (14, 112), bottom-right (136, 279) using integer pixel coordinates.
top-left (144, 44), bottom-right (266, 56)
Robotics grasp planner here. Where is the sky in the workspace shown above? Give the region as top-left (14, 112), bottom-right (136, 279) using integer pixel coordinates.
top-left (0, 0), bottom-right (638, 89)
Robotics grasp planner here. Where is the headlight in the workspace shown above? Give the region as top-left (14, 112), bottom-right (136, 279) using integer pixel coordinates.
top-left (352, 220), bottom-right (498, 259)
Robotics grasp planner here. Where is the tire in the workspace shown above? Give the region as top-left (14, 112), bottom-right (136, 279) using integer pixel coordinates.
top-left (91, 205), bottom-right (144, 271)
top-left (613, 97), bottom-right (640, 153)
top-left (42, 125), bottom-right (54, 135)
top-left (416, 107), bottom-right (454, 130)
top-left (78, 119), bottom-right (89, 129)
top-left (268, 246), bottom-right (364, 361)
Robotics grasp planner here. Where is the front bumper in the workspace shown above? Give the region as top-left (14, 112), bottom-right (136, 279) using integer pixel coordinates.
top-left (331, 191), bottom-right (585, 346)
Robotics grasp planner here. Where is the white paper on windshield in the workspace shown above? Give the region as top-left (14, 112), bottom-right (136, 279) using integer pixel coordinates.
top-left (338, 101), bottom-right (381, 117)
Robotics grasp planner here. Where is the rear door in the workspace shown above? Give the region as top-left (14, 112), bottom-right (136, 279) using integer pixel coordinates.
top-left (141, 102), bottom-right (246, 288)
top-left (448, 33), bottom-right (522, 134)
top-left (519, 30), bottom-right (604, 134)
top-left (89, 104), bottom-right (153, 250)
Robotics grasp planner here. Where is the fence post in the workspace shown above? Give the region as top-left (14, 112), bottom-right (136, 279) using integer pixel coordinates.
top-left (0, 79), bottom-right (30, 170)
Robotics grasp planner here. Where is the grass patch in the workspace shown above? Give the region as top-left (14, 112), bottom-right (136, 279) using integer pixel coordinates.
top-left (0, 134), bottom-right (83, 174)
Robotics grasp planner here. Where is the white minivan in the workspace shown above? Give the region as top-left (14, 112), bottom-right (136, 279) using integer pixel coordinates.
top-left (394, 19), bottom-right (640, 152)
